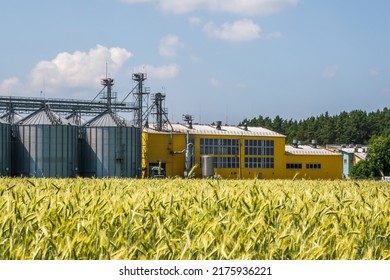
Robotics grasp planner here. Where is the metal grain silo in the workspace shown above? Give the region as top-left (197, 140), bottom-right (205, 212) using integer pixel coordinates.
top-left (79, 110), bottom-right (141, 178)
top-left (1, 112), bottom-right (23, 124)
top-left (0, 119), bottom-right (11, 176)
top-left (13, 107), bottom-right (78, 178)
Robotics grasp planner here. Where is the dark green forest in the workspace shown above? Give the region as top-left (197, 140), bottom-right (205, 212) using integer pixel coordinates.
top-left (241, 108), bottom-right (390, 145)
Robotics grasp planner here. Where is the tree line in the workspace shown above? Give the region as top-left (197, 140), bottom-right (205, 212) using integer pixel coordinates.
top-left (241, 107), bottom-right (390, 145)
top-left (350, 136), bottom-right (390, 178)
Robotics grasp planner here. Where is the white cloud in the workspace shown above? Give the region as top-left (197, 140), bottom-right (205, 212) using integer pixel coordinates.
top-left (123, 0), bottom-right (299, 15)
top-left (159, 34), bottom-right (183, 58)
top-left (133, 63), bottom-right (180, 79)
top-left (0, 45), bottom-right (133, 98)
top-left (212, 0), bottom-right (299, 15)
top-left (157, 0), bottom-right (207, 14)
top-left (0, 77), bottom-right (23, 95)
top-left (322, 64), bottom-right (339, 78)
top-left (204, 19), bottom-right (261, 41)
top-left (210, 77), bottom-right (221, 87)
top-left (29, 45), bottom-right (132, 91)
top-left (188, 16), bottom-right (202, 26)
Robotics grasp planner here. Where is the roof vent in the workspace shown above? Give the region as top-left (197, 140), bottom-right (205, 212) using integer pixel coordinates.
top-left (311, 139), bottom-right (317, 148)
top-left (216, 121), bottom-right (222, 130)
top-left (243, 124), bottom-right (248, 131)
top-left (292, 139), bottom-right (298, 148)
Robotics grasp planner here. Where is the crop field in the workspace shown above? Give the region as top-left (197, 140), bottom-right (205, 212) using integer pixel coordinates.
top-left (0, 178), bottom-right (389, 260)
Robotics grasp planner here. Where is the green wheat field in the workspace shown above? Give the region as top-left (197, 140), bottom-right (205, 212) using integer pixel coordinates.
top-left (0, 178), bottom-right (389, 260)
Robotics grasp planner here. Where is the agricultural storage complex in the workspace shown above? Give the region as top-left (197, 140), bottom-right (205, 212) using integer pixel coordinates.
top-left (0, 74), bottom-right (342, 179)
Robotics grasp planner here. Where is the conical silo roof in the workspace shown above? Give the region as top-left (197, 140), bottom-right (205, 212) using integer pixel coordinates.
top-left (1, 112), bottom-right (23, 124)
top-left (84, 110), bottom-right (131, 127)
top-left (17, 107), bottom-right (71, 125)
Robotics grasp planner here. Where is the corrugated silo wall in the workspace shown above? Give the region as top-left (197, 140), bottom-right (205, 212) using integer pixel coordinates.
top-left (79, 126), bottom-right (141, 178)
top-left (12, 125), bottom-right (78, 178)
top-left (0, 123), bottom-right (11, 176)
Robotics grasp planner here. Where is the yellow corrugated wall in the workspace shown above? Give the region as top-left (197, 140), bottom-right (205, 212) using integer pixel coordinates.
top-left (283, 154), bottom-right (342, 179)
top-left (142, 132), bottom-right (186, 178)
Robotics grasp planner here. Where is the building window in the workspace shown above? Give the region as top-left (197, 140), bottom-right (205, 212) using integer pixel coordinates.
top-left (306, 163), bottom-right (321, 169)
top-left (244, 139), bottom-right (274, 156)
top-left (286, 163), bottom-right (302, 169)
top-left (200, 138), bottom-right (239, 155)
top-left (214, 157), bottom-right (240, 168)
top-left (245, 157), bottom-right (274, 169)
top-left (200, 156), bottom-right (240, 169)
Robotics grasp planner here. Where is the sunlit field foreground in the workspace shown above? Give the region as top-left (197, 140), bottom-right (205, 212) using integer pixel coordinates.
top-left (1, 178), bottom-right (389, 260)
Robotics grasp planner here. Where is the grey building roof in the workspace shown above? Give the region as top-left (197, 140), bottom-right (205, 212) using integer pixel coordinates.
top-left (354, 152), bottom-right (367, 160)
top-left (327, 145), bottom-right (368, 160)
top-left (341, 147), bottom-right (368, 160)
top-left (144, 123), bottom-right (286, 137)
top-left (285, 145), bottom-right (341, 156)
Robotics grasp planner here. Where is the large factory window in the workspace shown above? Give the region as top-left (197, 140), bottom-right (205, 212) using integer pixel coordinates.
top-left (200, 138), bottom-right (239, 155)
top-left (244, 157), bottom-right (274, 169)
top-left (244, 139), bottom-right (274, 156)
top-left (214, 157), bottom-right (239, 168)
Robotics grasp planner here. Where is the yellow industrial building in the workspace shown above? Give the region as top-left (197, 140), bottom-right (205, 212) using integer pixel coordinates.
top-left (142, 122), bottom-right (342, 179)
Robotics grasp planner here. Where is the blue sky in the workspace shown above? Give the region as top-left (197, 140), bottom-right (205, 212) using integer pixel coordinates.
top-left (1, 0), bottom-right (389, 124)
